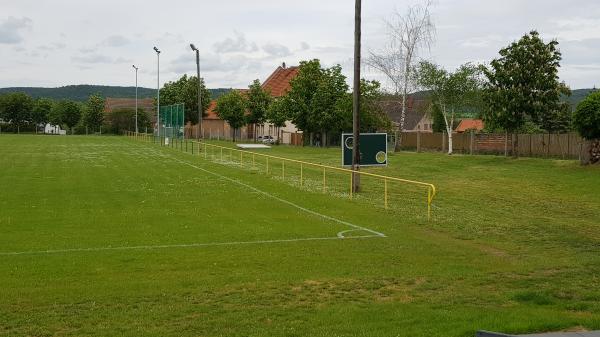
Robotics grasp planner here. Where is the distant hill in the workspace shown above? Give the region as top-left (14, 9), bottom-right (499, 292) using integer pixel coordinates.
top-left (564, 88), bottom-right (597, 109)
top-left (0, 85), bottom-right (231, 102)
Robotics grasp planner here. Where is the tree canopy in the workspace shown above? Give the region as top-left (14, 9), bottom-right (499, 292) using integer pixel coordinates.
top-left (82, 94), bottom-right (105, 132)
top-left (483, 31), bottom-right (566, 133)
top-left (0, 92), bottom-right (34, 131)
top-left (159, 74), bottom-right (211, 124)
top-left (573, 90), bottom-right (600, 140)
top-left (245, 79), bottom-right (271, 125)
top-left (215, 90), bottom-right (247, 141)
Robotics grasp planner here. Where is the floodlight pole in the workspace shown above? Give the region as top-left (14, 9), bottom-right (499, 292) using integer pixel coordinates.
top-left (190, 43), bottom-right (202, 140)
top-left (352, 0), bottom-right (361, 192)
top-left (132, 65), bottom-right (139, 134)
top-left (154, 46), bottom-right (161, 140)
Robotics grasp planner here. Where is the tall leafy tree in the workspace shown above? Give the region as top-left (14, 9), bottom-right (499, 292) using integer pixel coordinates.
top-left (159, 74), bottom-right (211, 124)
top-left (417, 61), bottom-right (483, 154)
top-left (266, 97), bottom-right (290, 141)
top-left (82, 94), bottom-right (105, 132)
top-left (0, 92), bottom-right (34, 133)
top-left (483, 30), bottom-right (564, 157)
top-left (51, 100), bottom-right (81, 134)
top-left (336, 79), bottom-right (392, 133)
top-left (246, 79), bottom-right (272, 139)
top-left (31, 98), bottom-right (53, 132)
top-left (285, 59), bottom-right (348, 144)
top-left (573, 90), bottom-right (600, 165)
top-left (215, 90), bottom-right (247, 142)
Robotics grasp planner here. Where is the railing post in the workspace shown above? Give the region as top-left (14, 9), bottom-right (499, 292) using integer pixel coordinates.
top-left (428, 187), bottom-right (432, 221)
top-left (322, 167), bottom-right (326, 192)
top-left (300, 163), bottom-right (303, 186)
top-left (349, 172), bottom-right (353, 199)
top-left (384, 179), bottom-right (388, 209)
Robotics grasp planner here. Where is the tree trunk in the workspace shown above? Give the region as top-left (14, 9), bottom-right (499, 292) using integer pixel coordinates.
top-left (581, 139), bottom-right (600, 165)
top-left (447, 130), bottom-right (453, 155)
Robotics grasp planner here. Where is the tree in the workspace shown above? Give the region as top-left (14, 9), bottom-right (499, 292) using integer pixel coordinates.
top-left (266, 97), bottom-right (289, 142)
top-left (215, 90), bottom-right (247, 142)
top-left (573, 90), bottom-right (600, 164)
top-left (31, 98), bottom-right (53, 132)
top-left (417, 61), bottom-right (483, 155)
top-left (0, 92), bottom-right (34, 133)
top-left (246, 79), bottom-right (272, 140)
top-left (160, 74), bottom-right (211, 124)
top-left (108, 107), bottom-right (150, 134)
top-left (51, 100), bottom-right (81, 134)
top-left (82, 94), bottom-right (105, 133)
top-left (483, 30), bottom-right (564, 157)
top-left (368, 0), bottom-right (435, 150)
top-left (285, 59), bottom-right (348, 145)
top-left (336, 79), bottom-right (392, 133)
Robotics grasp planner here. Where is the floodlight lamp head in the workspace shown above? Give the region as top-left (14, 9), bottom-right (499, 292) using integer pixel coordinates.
top-left (190, 43), bottom-right (197, 51)
top-left (153, 46), bottom-right (160, 54)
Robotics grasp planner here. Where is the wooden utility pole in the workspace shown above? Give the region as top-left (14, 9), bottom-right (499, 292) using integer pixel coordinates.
top-left (352, 0), bottom-right (361, 192)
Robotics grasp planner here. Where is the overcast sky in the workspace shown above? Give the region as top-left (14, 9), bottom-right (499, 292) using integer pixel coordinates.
top-left (1, 0), bottom-right (599, 90)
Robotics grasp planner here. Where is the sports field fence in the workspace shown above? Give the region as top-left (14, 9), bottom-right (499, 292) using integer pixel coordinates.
top-left (125, 131), bottom-right (437, 221)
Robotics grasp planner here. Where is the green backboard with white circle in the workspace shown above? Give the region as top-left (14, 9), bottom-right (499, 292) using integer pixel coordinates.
top-left (342, 133), bottom-right (388, 167)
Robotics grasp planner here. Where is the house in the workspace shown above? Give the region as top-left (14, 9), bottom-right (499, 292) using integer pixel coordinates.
top-left (200, 63), bottom-right (302, 143)
top-left (380, 94), bottom-right (433, 132)
top-left (455, 119), bottom-right (484, 133)
top-left (254, 63), bottom-right (302, 142)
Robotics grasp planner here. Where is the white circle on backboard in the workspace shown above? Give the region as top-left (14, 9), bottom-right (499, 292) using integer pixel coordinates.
top-left (345, 136), bottom-right (354, 150)
top-left (375, 151), bottom-right (387, 164)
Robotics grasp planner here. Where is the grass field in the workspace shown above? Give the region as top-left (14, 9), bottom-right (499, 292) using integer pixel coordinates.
top-left (1, 134), bottom-right (599, 337)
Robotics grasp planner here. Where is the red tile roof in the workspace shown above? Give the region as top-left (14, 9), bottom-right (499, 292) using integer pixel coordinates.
top-left (205, 101), bottom-right (219, 120)
top-left (203, 65), bottom-right (299, 121)
top-left (261, 66), bottom-right (299, 97)
top-left (455, 119), bottom-right (484, 132)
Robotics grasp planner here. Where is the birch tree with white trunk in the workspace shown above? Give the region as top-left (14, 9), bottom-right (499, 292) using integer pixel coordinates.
top-left (416, 61), bottom-right (483, 155)
top-left (368, 0), bottom-right (435, 151)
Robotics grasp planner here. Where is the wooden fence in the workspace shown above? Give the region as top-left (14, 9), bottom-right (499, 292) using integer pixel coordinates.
top-left (401, 132), bottom-right (585, 159)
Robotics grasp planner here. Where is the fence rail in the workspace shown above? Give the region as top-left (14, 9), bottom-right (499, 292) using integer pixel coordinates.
top-left (124, 131), bottom-right (437, 220)
top-left (401, 131), bottom-right (585, 159)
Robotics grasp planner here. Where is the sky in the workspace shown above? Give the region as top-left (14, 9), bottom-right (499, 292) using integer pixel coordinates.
top-left (1, 0), bottom-right (599, 90)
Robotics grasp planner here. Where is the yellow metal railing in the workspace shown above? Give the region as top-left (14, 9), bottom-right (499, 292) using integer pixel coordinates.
top-left (125, 131), bottom-right (437, 220)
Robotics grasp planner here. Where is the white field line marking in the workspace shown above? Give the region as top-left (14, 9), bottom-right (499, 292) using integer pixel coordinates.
top-left (159, 149), bottom-right (386, 238)
top-left (0, 235), bottom-right (381, 256)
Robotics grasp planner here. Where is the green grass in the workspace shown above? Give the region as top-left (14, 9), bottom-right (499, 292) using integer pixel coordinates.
top-left (0, 135), bottom-right (599, 337)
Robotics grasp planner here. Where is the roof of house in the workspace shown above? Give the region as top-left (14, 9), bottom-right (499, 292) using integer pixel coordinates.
top-left (261, 65), bottom-right (299, 97)
top-left (104, 97), bottom-right (154, 113)
top-left (205, 101), bottom-right (219, 120)
top-left (455, 118), bottom-right (484, 132)
top-left (380, 95), bottom-right (428, 131)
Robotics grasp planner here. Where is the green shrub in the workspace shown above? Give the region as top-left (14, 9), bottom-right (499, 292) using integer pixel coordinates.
top-left (573, 90), bottom-right (600, 140)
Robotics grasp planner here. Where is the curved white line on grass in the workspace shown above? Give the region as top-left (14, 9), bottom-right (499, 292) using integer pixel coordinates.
top-left (336, 229), bottom-right (364, 238)
top-left (171, 157), bottom-right (386, 238)
top-left (0, 235), bottom-right (381, 256)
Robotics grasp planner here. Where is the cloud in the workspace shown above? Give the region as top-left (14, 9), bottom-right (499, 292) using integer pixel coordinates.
top-left (72, 54), bottom-right (113, 64)
top-left (300, 41), bottom-right (310, 50)
top-left (262, 42), bottom-right (292, 57)
top-left (213, 31), bottom-right (258, 53)
top-left (169, 52), bottom-right (263, 75)
top-left (554, 17), bottom-right (600, 41)
top-left (102, 35), bottom-right (130, 47)
top-left (0, 16), bottom-right (32, 44)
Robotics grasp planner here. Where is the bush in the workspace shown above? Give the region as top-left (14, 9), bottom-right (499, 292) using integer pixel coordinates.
top-left (573, 90), bottom-right (600, 140)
